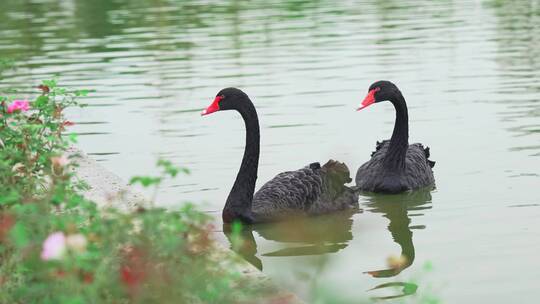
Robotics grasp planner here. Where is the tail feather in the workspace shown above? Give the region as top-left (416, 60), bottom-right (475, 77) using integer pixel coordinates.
top-left (322, 160), bottom-right (352, 184)
top-left (423, 146), bottom-right (435, 168)
top-left (309, 162), bottom-right (321, 170)
top-left (371, 140), bottom-right (385, 157)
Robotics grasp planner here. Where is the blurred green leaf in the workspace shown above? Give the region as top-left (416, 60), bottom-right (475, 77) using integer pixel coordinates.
top-left (75, 89), bottom-right (89, 97)
top-left (423, 261), bottom-right (433, 272)
top-left (129, 176), bottom-right (162, 187)
top-left (9, 222), bottom-right (29, 248)
top-left (34, 95), bottom-right (49, 108)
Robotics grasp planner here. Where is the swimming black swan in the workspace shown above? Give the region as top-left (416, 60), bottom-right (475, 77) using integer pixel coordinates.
top-left (202, 88), bottom-right (358, 224)
top-left (355, 81), bottom-right (435, 194)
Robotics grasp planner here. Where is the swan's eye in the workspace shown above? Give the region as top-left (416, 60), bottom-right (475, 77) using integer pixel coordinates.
top-left (220, 95), bottom-right (226, 100)
top-left (358, 87), bottom-right (381, 111)
top-left (202, 95), bottom-right (224, 116)
top-left (372, 87), bottom-right (381, 98)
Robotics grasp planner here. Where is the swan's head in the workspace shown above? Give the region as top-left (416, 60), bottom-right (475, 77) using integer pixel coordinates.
top-left (201, 87), bottom-right (250, 116)
top-left (357, 80), bottom-right (399, 111)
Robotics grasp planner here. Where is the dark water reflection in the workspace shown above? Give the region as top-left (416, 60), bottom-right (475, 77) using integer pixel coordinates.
top-left (224, 210), bottom-right (356, 271)
top-left (363, 189), bottom-right (432, 278)
top-left (226, 190), bottom-right (432, 300)
top-left (226, 189), bottom-right (431, 277)
top-left (1, 0), bottom-right (540, 302)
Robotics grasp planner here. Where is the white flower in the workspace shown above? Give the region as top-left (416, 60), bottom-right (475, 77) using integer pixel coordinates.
top-left (66, 233), bottom-right (87, 253)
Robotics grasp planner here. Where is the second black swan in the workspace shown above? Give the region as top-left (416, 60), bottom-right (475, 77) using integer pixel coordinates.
top-left (355, 81), bottom-right (435, 194)
top-left (202, 88), bottom-right (358, 224)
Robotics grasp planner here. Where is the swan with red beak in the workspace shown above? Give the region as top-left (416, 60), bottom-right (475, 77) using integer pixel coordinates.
top-left (355, 80), bottom-right (436, 194)
top-left (200, 87), bottom-right (359, 224)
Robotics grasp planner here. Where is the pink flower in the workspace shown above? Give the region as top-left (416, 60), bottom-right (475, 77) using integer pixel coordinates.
top-left (41, 232), bottom-right (66, 261)
top-left (7, 99), bottom-right (30, 114)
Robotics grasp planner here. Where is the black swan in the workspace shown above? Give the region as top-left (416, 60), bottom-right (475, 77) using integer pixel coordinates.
top-left (202, 87), bottom-right (358, 224)
top-left (355, 81), bottom-right (435, 194)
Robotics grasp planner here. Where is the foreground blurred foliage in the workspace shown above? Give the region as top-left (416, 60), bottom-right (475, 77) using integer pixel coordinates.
top-left (0, 70), bottom-right (257, 303)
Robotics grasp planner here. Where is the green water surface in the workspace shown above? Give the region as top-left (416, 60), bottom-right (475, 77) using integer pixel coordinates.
top-left (1, 0), bottom-right (539, 302)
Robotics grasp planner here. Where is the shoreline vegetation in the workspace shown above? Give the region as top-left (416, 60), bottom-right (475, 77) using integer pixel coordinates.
top-left (0, 68), bottom-right (276, 303)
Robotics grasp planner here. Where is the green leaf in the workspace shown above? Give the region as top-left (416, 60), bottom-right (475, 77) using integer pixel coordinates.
top-left (156, 159), bottom-right (190, 177)
top-left (67, 133), bottom-right (78, 143)
top-left (34, 95), bottom-right (49, 108)
top-left (129, 176), bottom-right (162, 187)
top-left (423, 261), bottom-right (433, 271)
top-left (0, 191), bottom-right (20, 206)
top-left (231, 220), bottom-right (243, 235)
top-left (75, 89), bottom-right (89, 97)
top-left (42, 79), bottom-right (57, 88)
top-left (180, 167), bottom-right (191, 174)
top-left (9, 222), bottom-right (29, 248)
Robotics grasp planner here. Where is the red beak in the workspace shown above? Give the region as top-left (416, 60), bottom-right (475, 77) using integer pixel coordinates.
top-left (357, 88), bottom-right (379, 111)
top-left (201, 96), bottom-right (222, 116)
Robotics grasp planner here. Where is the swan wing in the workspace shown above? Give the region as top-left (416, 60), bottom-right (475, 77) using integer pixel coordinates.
top-left (253, 166), bottom-right (324, 218)
top-left (253, 161), bottom-right (358, 221)
top-left (405, 143), bottom-right (435, 188)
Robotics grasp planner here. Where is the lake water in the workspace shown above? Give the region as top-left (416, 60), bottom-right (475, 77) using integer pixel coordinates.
top-left (1, 0), bottom-right (539, 302)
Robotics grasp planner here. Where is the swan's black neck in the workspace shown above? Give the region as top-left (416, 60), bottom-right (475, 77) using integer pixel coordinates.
top-left (383, 91), bottom-right (409, 172)
top-left (223, 99), bottom-right (260, 223)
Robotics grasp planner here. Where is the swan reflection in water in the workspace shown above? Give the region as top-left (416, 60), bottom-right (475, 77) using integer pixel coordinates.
top-left (223, 188), bottom-right (432, 300)
top-left (363, 188), bottom-right (432, 278)
top-left (362, 188), bottom-right (433, 300)
top-left (223, 209), bottom-right (358, 271)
